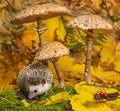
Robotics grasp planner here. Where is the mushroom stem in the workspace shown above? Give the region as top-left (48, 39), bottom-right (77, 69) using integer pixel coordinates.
top-left (84, 35), bottom-right (93, 84)
top-left (52, 61), bottom-right (64, 87)
top-left (37, 17), bottom-right (43, 47)
top-left (37, 17), bottom-right (48, 65)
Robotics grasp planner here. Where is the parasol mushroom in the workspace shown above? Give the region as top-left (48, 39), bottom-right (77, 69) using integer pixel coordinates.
top-left (34, 41), bottom-right (70, 87)
top-left (66, 14), bottom-right (113, 84)
top-left (10, 3), bottom-right (71, 47)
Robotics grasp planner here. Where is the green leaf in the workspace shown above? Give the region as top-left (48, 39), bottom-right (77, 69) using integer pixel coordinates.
top-left (93, 34), bottom-right (107, 46)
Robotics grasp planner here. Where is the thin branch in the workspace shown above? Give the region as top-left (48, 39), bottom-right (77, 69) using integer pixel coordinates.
top-left (100, 0), bottom-right (113, 20)
top-left (5, 0), bottom-right (16, 11)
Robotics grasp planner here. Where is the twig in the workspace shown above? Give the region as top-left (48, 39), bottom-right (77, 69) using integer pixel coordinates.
top-left (5, 0), bottom-right (16, 11)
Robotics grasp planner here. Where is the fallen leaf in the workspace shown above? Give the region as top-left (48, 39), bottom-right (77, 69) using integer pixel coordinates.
top-left (21, 99), bottom-right (30, 107)
top-left (39, 91), bottom-right (68, 106)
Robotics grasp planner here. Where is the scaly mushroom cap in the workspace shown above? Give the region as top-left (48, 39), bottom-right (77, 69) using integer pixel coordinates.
top-left (11, 3), bottom-right (71, 25)
top-left (66, 14), bottom-right (113, 30)
top-left (17, 63), bottom-right (53, 93)
top-left (34, 41), bottom-right (70, 60)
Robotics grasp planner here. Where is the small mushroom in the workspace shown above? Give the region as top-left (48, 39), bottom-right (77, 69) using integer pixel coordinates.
top-left (34, 41), bottom-right (70, 87)
top-left (10, 3), bottom-right (71, 47)
top-left (67, 14), bottom-right (113, 84)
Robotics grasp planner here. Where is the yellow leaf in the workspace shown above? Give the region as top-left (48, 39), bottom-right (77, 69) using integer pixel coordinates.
top-left (92, 65), bottom-right (120, 86)
top-left (84, 102), bottom-right (113, 111)
top-left (63, 15), bottom-right (73, 21)
top-left (21, 99), bottom-right (30, 107)
top-left (103, 71), bottom-right (120, 86)
top-left (21, 29), bottom-right (39, 48)
top-left (70, 94), bottom-right (113, 111)
top-left (58, 56), bottom-right (74, 72)
top-left (106, 88), bottom-right (118, 94)
top-left (72, 64), bottom-right (85, 78)
top-left (70, 50), bottom-right (86, 64)
top-left (70, 95), bottom-right (87, 111)
top-left (74, 83), bottom-right (95, 103)
top-left (75, 82), bottom-right (96, 94)
top-left (106, 99), bottom-right (120, 111)
top-left (114, 42), bottom-right (120, 55)
top-left (98, 37), bottom-right (115, 63)
top-left (39, 91), bottom-right (68, 106)
top-left (49, 56), bottom-right (75, 85)
top-left (100, 47), bottom-right (115, 63)
top-left (44, 17), bottom-right (66, 42)
top-left (114, 56), bottom-right (120, 73)
top-left (99, 36), bottom-right (114, 49)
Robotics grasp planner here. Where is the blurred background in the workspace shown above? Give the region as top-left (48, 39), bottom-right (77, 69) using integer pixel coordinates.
top-left (0, 0), bottom-right (120, 89)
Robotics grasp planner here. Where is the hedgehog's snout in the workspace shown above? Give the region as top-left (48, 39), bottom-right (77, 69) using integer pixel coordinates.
top-left (28, 91), bottom-right (38, 99)
top-left (28, 90), bottom-right (37, 99)
top-left (28, 84), bottom-right (43, 99)
top-left (28, 83), bottom-right (52, 99)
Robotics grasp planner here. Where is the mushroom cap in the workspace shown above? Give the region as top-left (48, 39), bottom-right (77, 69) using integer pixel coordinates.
top-left (11, 3), bottom-right (71, 25)
top-left (66, 14), bottom-right (113, 30)
top-left (34, 41), bottom-right (70, 60)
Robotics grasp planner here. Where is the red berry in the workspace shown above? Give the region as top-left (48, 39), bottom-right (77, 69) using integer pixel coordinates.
top-left (99, 92), bottom-right (105, 97)
top-left (99, 92), bottom-right (108, 98)
top-left (103, 93), bottom-right (108, 98)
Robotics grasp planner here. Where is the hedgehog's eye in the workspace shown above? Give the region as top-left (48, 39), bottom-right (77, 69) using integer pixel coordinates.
top-left (34, 90), bottom-right (37, 93)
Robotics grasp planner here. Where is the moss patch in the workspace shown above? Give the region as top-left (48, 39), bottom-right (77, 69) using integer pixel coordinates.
top-left (0, 85), bottom-right (76, 111)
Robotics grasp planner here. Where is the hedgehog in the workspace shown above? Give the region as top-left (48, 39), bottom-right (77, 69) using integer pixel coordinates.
top-left (17, 63), bottom-right (53, 99)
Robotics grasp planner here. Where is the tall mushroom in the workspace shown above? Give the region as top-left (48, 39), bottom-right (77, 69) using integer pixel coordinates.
top-left (66, 14), bottom-right (113, 84)
top-left (34, 41), bottom-right (70, 87)
top-left (10, 3), bottom-right (71, 47)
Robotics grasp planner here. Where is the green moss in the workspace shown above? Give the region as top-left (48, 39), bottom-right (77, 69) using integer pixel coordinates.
top-left (0, 86), bottom-right (76, 111)
top-left (39, 85), bottom-right (76, 101)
